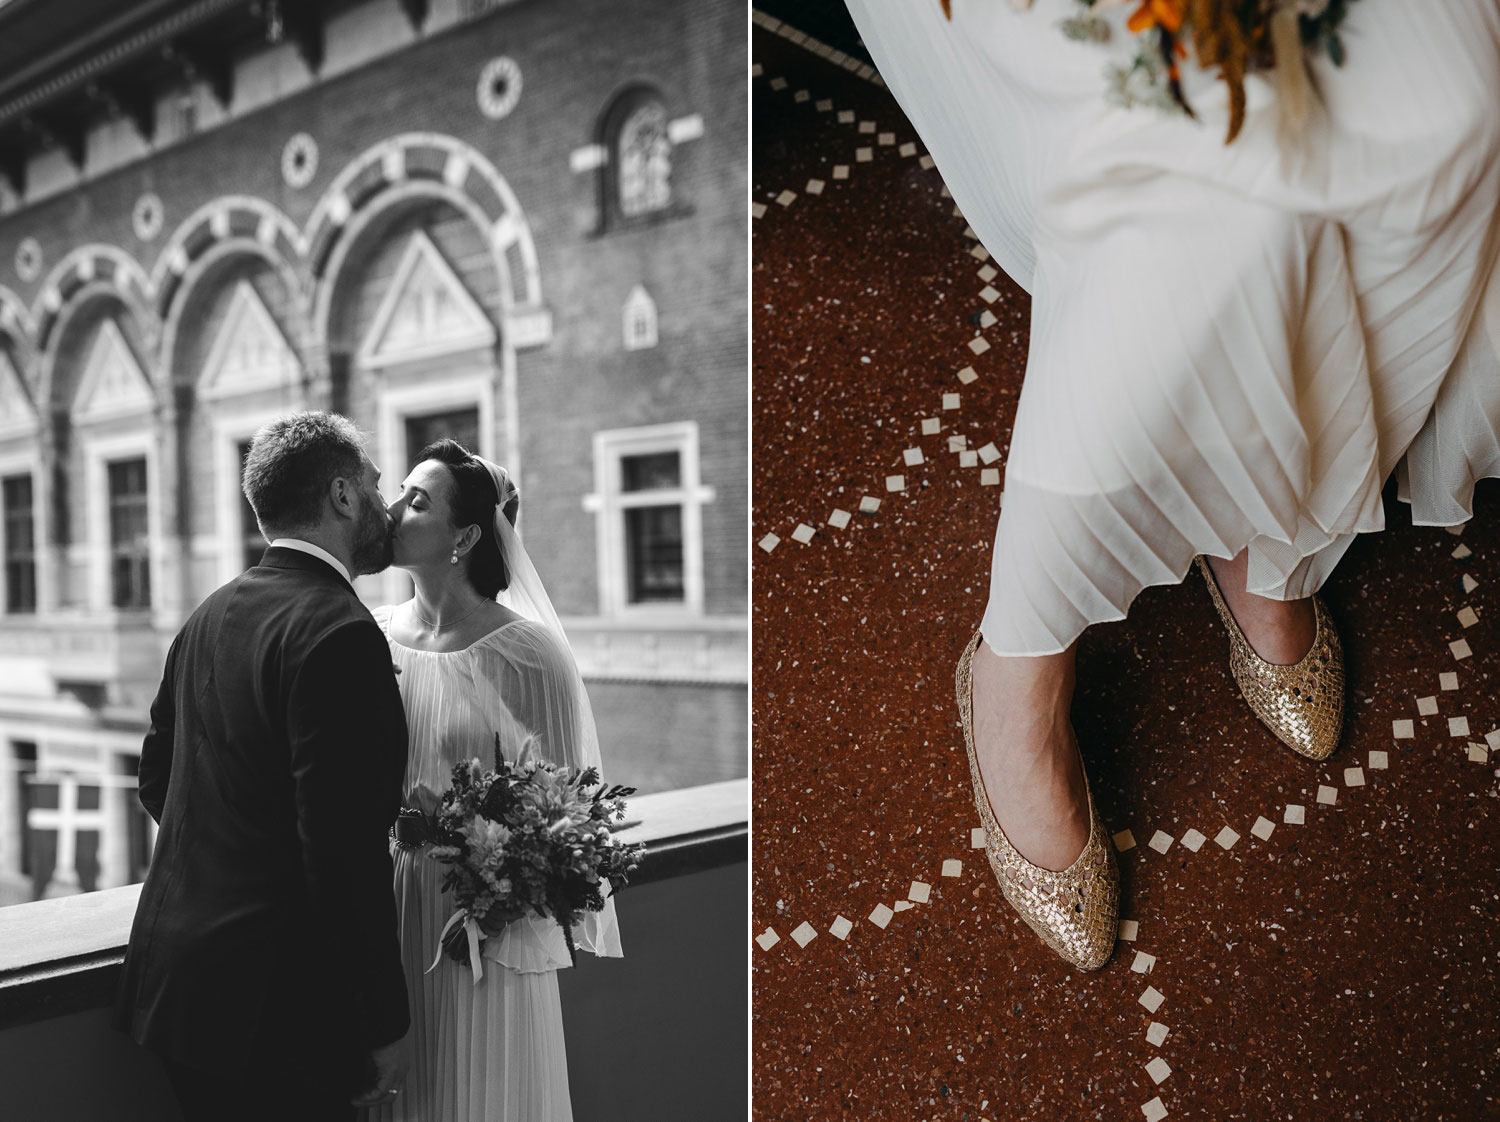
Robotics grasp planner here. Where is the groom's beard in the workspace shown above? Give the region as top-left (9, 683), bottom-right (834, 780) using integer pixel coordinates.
top-left (350, 494), bottom-right (395, 576)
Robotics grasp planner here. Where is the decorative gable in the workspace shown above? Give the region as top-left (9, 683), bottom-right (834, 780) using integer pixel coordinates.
top-left (73, 320), bottom-right (154, 424)
top-left (200, 281), bottom-right (301, 401)
top-left (0, 351), bottom-right (39, 440)
top-left (358, 230), bottom-right (496, 367)
top-left (623, 285), bottom-right (658, 351)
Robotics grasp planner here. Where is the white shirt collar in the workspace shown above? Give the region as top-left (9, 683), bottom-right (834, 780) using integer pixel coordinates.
top-left (269, 538), bottom-right (354, 588)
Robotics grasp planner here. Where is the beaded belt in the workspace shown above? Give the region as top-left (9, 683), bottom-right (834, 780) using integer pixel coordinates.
top-left (390, 808), bottom-right (435, 850)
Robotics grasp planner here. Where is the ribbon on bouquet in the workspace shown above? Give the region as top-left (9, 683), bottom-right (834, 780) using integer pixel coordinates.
top-left (427, 910), bottom-right (484, 984)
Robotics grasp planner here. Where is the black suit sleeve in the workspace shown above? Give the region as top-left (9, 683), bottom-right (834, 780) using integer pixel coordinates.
top-left (139, 635), bottom-right (180, 824)
top-left (286, 618), bottom-right (410, 1052)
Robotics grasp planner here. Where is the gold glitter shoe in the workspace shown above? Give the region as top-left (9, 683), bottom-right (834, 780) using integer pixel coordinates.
top-left (1195, 556), bottom-right (1344, 761)
top-left (956, 632), bottom-right (1119, 971)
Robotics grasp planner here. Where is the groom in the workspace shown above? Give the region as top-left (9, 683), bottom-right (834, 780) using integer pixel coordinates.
top-left (115, 411), bottom-right (410, 1121)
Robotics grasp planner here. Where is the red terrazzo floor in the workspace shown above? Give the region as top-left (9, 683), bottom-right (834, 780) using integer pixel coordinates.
top-left (751, 13), bottom-right (1500, 1121)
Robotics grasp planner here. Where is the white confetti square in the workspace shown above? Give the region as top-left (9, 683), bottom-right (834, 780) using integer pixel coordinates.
top-left (1458, 606), bottom-right (1479, 628)
top-left (750, 63), bottom-right (763, 78)
top-left (971, 827), bottom-right (986, 848)
top-left (1463, 574), bottom-right (1479, 594)
top-left (1119, 919), bottom-right (1139, 942)
top-left (978, 264), bottom-right (999, 282)
top-left (1345, 766), bottom-right (1366, 787)
top-left (1146, 1022), bottom-right (1169, 1047)
top-left (758, 534), bottom-right (780, 553)
top-left (921, 417), bottom-right (941, 435)
top-left (979, 285), bottom-right (1000, 303)
top-left (979, 310), bottom-right (998, 329)
top-left (1284, 804), bottom-right (1305, 825)
top-left (1317, 784), bottom-right (1338, 805)
top-left (769, 77), bottom-right (788, 91)
top-left (805, 178), bottom-right (825, 196)
top-left (838, 109), bottom-right (855, 123)
top-left (1251, 816), bottom-right (1275, 841)
top-left (859, 496), bottom-right (881, 514)
top-left (977, 442), bottom-right (1001, 464)
top-left (815, 98), bottom-right (833, 112)
top-left (855, 147), bottom-right (873, 163)
top-left (948, 436), bottom-right (968, 452)
top-left (829, 915), bottom-right (853, 940)
top-left (1392, 719), bottom-right (1415, 739)
top-left (756, 928), bottom-right (780, 951)
top-left (1142, 1098), bottom-right (1168, 1122)
top-left (1368, 750), bottom-right (1388, 770)
top-left (869, 903), bottom-right (893, 929)
top-left (908, 881), bottom-right (931, 904)
top-left (858, 119), bottom-right (875, 133)
top-left (1452, 639), bottom-right (1474, 661)
top-left (1487, 729), bottom-right (1500, 750)
top-left (903, 447), bottom-right (925, 467)
top-left (1146, 1057), bottom-right (1172, 1085)
top-left (943, 392), bottom-right (961, 410)
top-left (956, 365), bottom-right (978, 384)
top-left (1113, 829), bottom-right (1137, 852)
top-left (899, 142), bottom-right (917, 157)
top-left (980, 468), bottom-right (1001, 486)
top-left (1441, 672), bottom-right (1460, 690)
top-left (791, 921), bottom-right (817, 947)
top-left (893, 900), bottom-right (913, 912)
top-left (1453, 543), bottom-right (1472, 560)
top-left (919, 154), bottom-right (935, 169)
top-left (791, 523), bottom-right (815, 544)
top-left (1469, 743), bottom-right (1489, 763)
top-left (1417, 696), bottom-right (1439, 716)
top-left (1450, 716), bottom-right (1471, 737)
top-left (877, 131), bottom-right (895, 145)
top-left (1148, 830), bottom-right (1174, 854)
top-left (793, 89), bottom-right (810, 102)
top-left (1180, 828), bottom-right (1207, 852)
top-left (970, 243), bottom-right (990, 262)
top-left (751, 202), bottom-right (767, 219)
top-left (968, 336), bottom-right (991, 354)
top-left (941, 859), bottom-right (962, 878)
top-left (1215, 826), bottom-right (1240, 850)
top-left (1139, 986), bottom-right (1165, 1013)
top-left (775, 190), bottom-right (797, 207)
top-left (959, 451), bottom-right (979, 468)
top-left (828, 509), bottom-right (851, 529)
top-left (832, 165), bottom-right (850, 180)
top-left (1131, 951), bottom-right (1156, 974)
top-left (885, 474), bottom-right (906, 492)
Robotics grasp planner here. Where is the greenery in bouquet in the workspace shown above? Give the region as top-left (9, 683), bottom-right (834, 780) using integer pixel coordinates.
top-left (427, 734), bottom-right (644, 971)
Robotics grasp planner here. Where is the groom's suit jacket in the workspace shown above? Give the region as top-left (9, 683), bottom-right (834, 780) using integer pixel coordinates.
top-left (115, 546), bottom-right (410, 1079)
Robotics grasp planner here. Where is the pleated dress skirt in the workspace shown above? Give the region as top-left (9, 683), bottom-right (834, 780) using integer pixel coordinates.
top-left (844, 0), bottom-right (1500, 655)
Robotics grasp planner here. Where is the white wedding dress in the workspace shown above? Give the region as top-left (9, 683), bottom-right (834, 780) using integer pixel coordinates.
top-left (843, 0), bottom-right (1500, 654)
top-left (361, 607), bottom-right (622, 1122)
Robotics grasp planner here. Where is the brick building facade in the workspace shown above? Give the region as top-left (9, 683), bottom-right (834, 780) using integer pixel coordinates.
top-left (0, 0), bottom-right (747, 903)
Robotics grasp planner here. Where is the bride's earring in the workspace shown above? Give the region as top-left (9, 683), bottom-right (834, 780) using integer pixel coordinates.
top-left (450, 548), bottom-right (459, 565)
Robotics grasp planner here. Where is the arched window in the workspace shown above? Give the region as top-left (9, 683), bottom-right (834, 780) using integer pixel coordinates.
top-left (599, 87), bottom-right (676, 228)
top-left (623, 285), bottom-right (658, 351)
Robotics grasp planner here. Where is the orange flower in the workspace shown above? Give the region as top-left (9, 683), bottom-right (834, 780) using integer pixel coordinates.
top-left (1126, 0), bottom-right (1186, 34)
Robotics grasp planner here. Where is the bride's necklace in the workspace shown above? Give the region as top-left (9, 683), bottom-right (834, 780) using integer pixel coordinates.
top-left (412, 596), bottom-right (487, 635)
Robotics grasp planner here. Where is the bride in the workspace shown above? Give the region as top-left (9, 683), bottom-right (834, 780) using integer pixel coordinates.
top-left (358, 438), bottom-right (621, 1121)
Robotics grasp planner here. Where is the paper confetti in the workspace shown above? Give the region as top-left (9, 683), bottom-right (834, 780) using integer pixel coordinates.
top-left (1440, 672), bottom-right (1460, 690)
top-left (1146, 1022), bottom-right (1169, 1047)
top-left (791, 922), bottom-right (817, 947)
top-left (858, 119), bottom-right (875, 133)
top-left (1251, 816), bottom-right (1275, 841)
top-left (776, 190), bottom-right (797, 207)
top-left (1317, 784), bottom-right (1338, 805)
top-left (903, 447), bottom-right (925, 467)
top-left (1284, 804), bottom-right (1306, 825)
top-left (832, 165), bottom-right (850, 180)
top-left (1215, 826), bottom-right (1240, 850)
top-left (1463, 574), bottom-right (1479, 594)
top-left (791, 523), bottom-right (815, 544)
top-left (869, 904), bottom-right (894, 929)
top-left (828, 509), bottom-right (851, 529)
top-left (943, 392), bottom-right (961, 410)
top-left (1119, 919), bottom-right (1139, 942)
top-left (815, 98), bottom-right (833, 112)
top-left (899, 142), bottom-right (918, 157)
top-left (1146, 1058), bottom-right (1172, 1085)
top-left (1416, 696), bottom-right (1439, 716)
top-left (978, 264), bottom-right (998, 282)
top-left (1449, 716), bottom-right (1471, 737)
top-left (980, 468), bottom-right (1001, 486)
top-left (968, 336), bottom-right (990, 354)
top-left (893, 900), bottom-right (913, 913)
top-left (941, 859), bottom-right (963, 878)
top-left (885, 475), bottom-right (906, 492)
top-left (859, 496), bottom-right (881, 514)
top-left (756, 928), bottom-right (780, 951)
top-left (979, 285), bottom-right (1000, 303)
top-left (1469, 744), bottom-right (1489, 763)
top-left (1148, 830), bottom-right (1174, 854)
top-left (1113, 829), bottom-right (1137, 852)
top-left (855, 147), bottom-right (873, 163)
top-left (805, 178), bottom-right (825, 196)
top-left (1345, 767), bottom-right (1366, 787)
top-left (829, 915), bottom-right (853, 941)
top-left (921, 417), bottom-right (941, 435)
top-left (908, 881), bottom-right (932, 904)
top-left (1131, 951), bottom-right (1156, 974)
top-left (948, 436), bottom-right (969, 452)
top-left (957, 366), bottom-right (978, 384)
top-left (1139, 986), bottom-right (1165, 1013)
top-left (919, 154), bottom-right (936, 169)
top-left (1453, 543), bottom-right (1472, 560)
top-left (837, 109), bottom-right (854, 123)
top-left (1369, 750), bottom-right (1388, 770)
top-left (959, 451), bottom-right (979, 468)
top-left (1142, 1099), bottom-right (1168, 1122)
top-left (1488, 729), bottom-right (1500, 750)
top-left (758, 534), bottom-right (780, 553)
top-left (1392, 719), bottom-right (1415, 739)
top-left (1452, 639), bottom-right (1473, 660)
top-left (1180, 828), bottom-right (1207, 852)
top-left (751, 202), bottom-right (767, 219)
top-left (971, 827), bottom-right (986, 848)
top-left (1458, 606), bottom-right (1479, 628)
top-left (977, 442), bottom-right (1001, 464)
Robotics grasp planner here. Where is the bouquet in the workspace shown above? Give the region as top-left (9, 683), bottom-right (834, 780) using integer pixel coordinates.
top-left (424, 734), bottom-right (644, 980)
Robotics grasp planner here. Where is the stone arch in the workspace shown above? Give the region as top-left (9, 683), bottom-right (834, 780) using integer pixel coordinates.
top-left (33, 246), bottom-right (156, 358)
top-left (150, 196), bottom-right (305, 325)
top-left (39, 283), bottom-right (160, 419)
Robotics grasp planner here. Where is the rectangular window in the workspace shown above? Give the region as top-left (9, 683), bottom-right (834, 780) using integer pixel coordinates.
top-left (107, 458), bottom-right (150, 609)
top-left (237, 442), bottom-right (263, 571)
top-left (405, 408), bottom-right (480, 465)
top-left (622, 452), bottom-right (685, 603)
top-left (2, 474), bottom-right (36, 613)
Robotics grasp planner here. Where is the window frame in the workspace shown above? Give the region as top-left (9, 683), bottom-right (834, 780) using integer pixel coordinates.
top-left (80, 430), bottom-right (161, 617)
top-left (0, 451), bottom-right (44, 617)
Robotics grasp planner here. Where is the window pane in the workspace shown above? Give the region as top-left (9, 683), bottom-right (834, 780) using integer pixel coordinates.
top-left (108, 458), bottom-right (149, 609)
top-left (2, 474), bottom-right (36, 612)
top-left (618, 101), bottom-right (671, 217)
top-left (625, 504), bottom-right (684, 603)
top-left (406, 408), bottom-right (481, 464)
top-left (622, 451), bottom-right (680, 493)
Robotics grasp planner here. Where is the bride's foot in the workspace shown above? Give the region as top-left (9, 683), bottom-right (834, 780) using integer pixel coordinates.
top-left (1204, 551), bottom-right (1316, 665)
top-left (969, 638), bottom-right (1090, 872)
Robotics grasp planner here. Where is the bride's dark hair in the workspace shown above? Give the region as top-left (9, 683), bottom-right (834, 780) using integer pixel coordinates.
top-left (414, 439), bottom-right (519, 598)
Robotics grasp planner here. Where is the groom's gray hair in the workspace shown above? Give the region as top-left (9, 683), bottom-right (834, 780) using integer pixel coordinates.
top-left (242, 411), bottom-right (368, 536)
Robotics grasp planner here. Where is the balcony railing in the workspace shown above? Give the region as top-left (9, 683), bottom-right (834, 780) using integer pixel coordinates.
top-left (0, 778), bottom-right (747, 1122)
